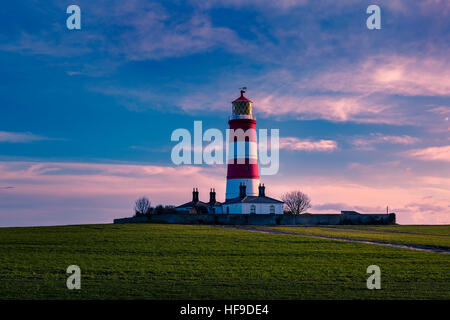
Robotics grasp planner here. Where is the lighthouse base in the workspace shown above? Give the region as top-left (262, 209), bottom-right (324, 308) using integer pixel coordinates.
top-left (225, 178), bottom-right (260, 201)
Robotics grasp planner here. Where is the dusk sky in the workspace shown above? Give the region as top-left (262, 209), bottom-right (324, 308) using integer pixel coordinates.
top-left (0, 0), bottom-right (449, 226)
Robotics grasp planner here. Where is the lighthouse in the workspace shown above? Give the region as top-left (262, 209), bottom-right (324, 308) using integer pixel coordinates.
top-left (225, 89), bottom-right (260, 200)
top-left (176, 89), bottom-right (284, 215)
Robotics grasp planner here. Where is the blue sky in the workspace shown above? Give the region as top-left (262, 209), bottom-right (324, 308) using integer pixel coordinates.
top-left (0, 0), bottom-right (449, 226)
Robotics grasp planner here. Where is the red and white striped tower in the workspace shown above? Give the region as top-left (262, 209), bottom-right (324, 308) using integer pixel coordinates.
top-left (225, 90), bottom-right (260, 200)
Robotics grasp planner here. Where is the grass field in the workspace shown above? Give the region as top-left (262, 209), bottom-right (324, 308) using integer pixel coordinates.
top-left (253, 225), bottom-right (450, 250)
top-left (0, 224), bottom-right (449, 300)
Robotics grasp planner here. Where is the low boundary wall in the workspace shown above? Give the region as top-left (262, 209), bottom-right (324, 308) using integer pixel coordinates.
top-left (114, 213), bottom-right (396, 225)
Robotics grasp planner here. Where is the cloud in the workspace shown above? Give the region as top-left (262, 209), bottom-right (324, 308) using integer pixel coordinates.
top-left (429, 106), bottom-right (450, 115)
top-left (0, 32), bottom-right (93, 57)
top-left (251, 54), bottom-right (450, 124)
top-left (312, 202), bottom-right (386, 213)
top-left (5, 2), bottom-right (447, 131)
top-left (0, 131), bottom-right (50, 143)
top-left (174, 84), bottom-right (393, 123)
top-left (262, 171), bottom-right (450, 224)
top-left (406, 145), bottom-right (450, 162)
top-left (113, 11), bottom-right (249, 61)
top-left (311, 202), bottom-right (348, 211)
top-left (255, 93), bottom-right (392, 123)
top-left (352, 133), bottom-right (420, 150)
top-left (403, 202), bottom-right (447, 214)
top-left (311, 199), bottom-right (450, 224)
top-left (279, 137), bottom-right (338, 152)
top-left (197, 0), bottom-right (449, 14)
top-left (129, 145), bottom-right (171, 153)
top-left (197, 0), bottom-right (309, 10)
top-left (0, 159), bottom-right (449, 226)
top-left (303, 55), bottom-right (450, 97)
top-left (429, 106), bottom-right (450, 124)
top-left (172, 54), bottom-right (450, 126)
top-left (1, 2), bottom-right (248, 63)
top-left (0, 161), bottom-right (225, 227)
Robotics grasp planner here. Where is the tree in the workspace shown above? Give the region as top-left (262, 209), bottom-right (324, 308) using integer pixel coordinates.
top-left (153, 204), bottom-right (164, 215)
top-left (134, 197), bottom-right (151, 216)
top-left (282, 191), bottom-right (311, 215)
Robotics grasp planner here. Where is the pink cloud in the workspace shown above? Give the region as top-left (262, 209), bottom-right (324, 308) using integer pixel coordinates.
top-left (406, 145), bottom-right (450, 162)
top-left (0, 161), bottom-right (225, 226)
top-left (1, 159), bottom-right (449, 226)
top-left (262, 176), bottom-right (450, 225)
top-left (176, 55), bottom-right (450, 126)
top-left (302, 55), bottom-right (450, 97)
top-left (429, 106), bottom-right (450, 115)
top-left (256, 94), bottom-right (388, 123)
top-left (280, 137), bottom-right (338, 152)
top-left (239, 55), bottom-right (450, 125)
top-left (352, 133), bottom-right (420, 150)
top-left (429, 106), bottom-right (450, 126)
top-left (257, 158), bottom-right (450, 225)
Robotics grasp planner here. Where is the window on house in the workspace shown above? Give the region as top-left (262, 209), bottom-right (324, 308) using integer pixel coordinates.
top-left (250, 205), bottom-right (256, 214)
top-left (270, 205), bottom-right (275, 214)
top-left (226, 206), bottom-right (229, 214)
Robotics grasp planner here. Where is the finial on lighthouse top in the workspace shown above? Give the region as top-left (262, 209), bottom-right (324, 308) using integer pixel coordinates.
top-left (234, 87), bottom-right (251, 102)
top-left (232, 87), bottom-right (253, 117)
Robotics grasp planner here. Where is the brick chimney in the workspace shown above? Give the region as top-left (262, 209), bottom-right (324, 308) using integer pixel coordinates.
top-left (239, 183), bottom-right (247, 198)
top-left (192, 188), bottom-right (199, 202)
top-left (209, 188), bottom-right (216, 204)
top-left (258, 183), bottom-right (265, 197)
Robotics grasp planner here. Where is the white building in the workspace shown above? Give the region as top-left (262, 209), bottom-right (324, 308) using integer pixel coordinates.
top-left (215, 184), bottom-right (284, 215)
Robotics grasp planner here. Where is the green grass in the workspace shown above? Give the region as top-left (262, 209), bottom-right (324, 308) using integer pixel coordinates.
top-left (253, 225), bottom-right (450, 250)
top-left (0, 224), bottom-right (449, 299)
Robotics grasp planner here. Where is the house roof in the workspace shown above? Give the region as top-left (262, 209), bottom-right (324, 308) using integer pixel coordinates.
top-left (341, 211), bottom-right (360, 215)
top-left (222, 196), bottom-right (284, 205)
top-left (176, 201), bottom-right (209, 209)
top-left (176, 201), bottom-right (222, 209)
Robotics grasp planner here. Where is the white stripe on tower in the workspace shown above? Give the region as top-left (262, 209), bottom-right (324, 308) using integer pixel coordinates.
top-left (226, 141), bottom-right (258, 162)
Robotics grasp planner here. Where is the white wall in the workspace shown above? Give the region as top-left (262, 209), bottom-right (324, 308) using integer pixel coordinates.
top-left (219, 203), bottom-right (283, 214)
top-left (243, 203), bottom-right (283, 214)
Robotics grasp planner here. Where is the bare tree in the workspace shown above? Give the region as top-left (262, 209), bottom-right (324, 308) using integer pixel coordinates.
top-left (134, 197), bottom-right (151, 216)
top-left (282, 191), bottom-right (311, 215)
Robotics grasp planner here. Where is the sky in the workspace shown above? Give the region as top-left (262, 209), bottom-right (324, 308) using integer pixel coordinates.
top-left (0, 0), bottom-right (449, 226)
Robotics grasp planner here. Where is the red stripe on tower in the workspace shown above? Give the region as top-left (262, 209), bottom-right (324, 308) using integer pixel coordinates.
top-left (225, 89), bottom-right (260, 201)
